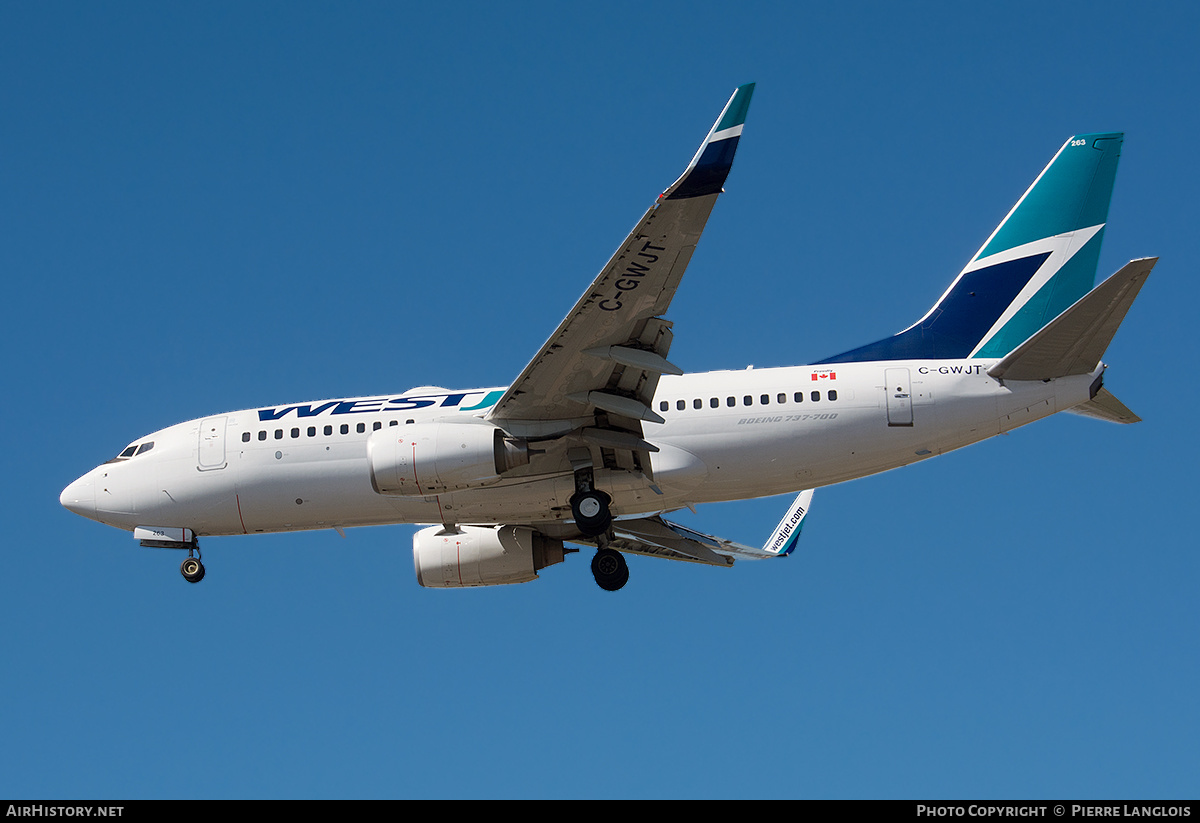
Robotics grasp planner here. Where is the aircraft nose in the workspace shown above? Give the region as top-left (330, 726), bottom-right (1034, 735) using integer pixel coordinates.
top-left (60, 472), bottom-right (97, 519)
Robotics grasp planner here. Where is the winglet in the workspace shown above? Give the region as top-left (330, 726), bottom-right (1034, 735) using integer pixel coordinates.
top-left (661, 82), bottom-right (755, 200)
top-left (761, 489), bottom-right (814, 556)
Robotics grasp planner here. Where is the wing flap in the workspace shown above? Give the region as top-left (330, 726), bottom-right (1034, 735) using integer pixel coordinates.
top-left (580, 489), bottom-right (815, 567)
top-left (610, 517), bottom-right (736, 566)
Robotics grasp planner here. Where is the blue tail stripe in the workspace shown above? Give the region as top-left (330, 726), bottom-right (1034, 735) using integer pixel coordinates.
top-left (816, 253), bottom-right (1051, 364)
top-left (975, 229), bottom-right (1105, 357)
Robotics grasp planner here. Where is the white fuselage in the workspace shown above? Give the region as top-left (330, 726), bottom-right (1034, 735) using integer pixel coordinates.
top-left (61, 359), bottom-right (1098, 540)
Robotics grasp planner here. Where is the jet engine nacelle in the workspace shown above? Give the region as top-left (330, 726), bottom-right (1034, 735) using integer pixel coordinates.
top-left (413, 525), bottom-right (567, 588)
top-left (368, 422), bottom-right (529, 496)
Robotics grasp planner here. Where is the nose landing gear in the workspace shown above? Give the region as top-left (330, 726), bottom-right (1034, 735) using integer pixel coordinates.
top-left (180, 545), bottom-right (205, 584)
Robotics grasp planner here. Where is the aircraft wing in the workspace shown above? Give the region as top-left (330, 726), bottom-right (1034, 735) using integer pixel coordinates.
top-left (580, 489), bottom-right (814, 567)
top-left (486, 83), bottom-right (755, 448)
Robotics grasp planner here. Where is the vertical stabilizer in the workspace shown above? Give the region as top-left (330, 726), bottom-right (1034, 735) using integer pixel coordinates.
top-left (818, 134), bottom-right (1123, 364)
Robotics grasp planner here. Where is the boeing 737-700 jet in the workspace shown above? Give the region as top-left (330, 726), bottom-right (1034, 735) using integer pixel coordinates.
top-left (60, 84), bottom-right (1154, 591)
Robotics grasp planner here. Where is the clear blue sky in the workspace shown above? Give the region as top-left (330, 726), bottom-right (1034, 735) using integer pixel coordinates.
top-left (3, 1), bottom-right (1197, 799)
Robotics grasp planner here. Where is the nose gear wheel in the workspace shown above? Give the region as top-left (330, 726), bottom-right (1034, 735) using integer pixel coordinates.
top-left (180, 544), bottom-right (205, 583)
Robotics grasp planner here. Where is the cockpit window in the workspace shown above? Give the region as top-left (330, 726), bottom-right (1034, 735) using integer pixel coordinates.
top-left (108, 441), bottom-right (155, 463)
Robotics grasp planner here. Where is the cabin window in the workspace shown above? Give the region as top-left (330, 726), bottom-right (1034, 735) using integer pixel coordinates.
top-left (794, 392), bottom-right (804, 403)
top-left (777, 393), bottom-right (786, 404)
top-left (389, 420), bottom-right (399, 427)
top-left (760, 394), bottom-right (769, 405)
top-left (308, 427), bottom-right (317, 437)
top-left (274, 429), bottom-right (283, 439)
top-left (829, 390), bottom-right (838, 401)
top-left (710, 397), bottom-right (719, 408)
top-left (677, 400), bottom-right (685, 411)
top-left (356, 423), bottom-right (366, 433)
top-left (241, 432), bottom-right (250, 443)
top-left (324, 425), bottom-right (333, 436)
top-left (693, 398), bottom-right (702, 409)
top-left (727, 397), bottom-right (736, 407)
top-left (291, 428), bottom-right (300, 438)
top-left (373, 421), bottom-right (382, 431)
top-left (258, 431), bottom-right (267, 441)
top-left (660, 401), bottom-right (669, 412)
top-left (340, 424), bottom-right (349, 435)
top-left (744, 396), bottom-right (752, 406)
top-left (811, 391), bottom-right (821, 402)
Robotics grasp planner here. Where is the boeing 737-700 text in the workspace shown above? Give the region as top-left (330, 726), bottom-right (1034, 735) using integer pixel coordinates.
top-left (60, 84), bottom-right (1154, 591)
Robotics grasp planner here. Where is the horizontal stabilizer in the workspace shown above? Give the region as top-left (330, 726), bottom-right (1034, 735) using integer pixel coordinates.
top-left (1066, 387), bottom-right (1141, 424)
top-left (988, 258), bottom-right (1155, 381)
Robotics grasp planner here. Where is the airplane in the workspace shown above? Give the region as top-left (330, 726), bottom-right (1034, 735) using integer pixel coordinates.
top-left (60, 83), bottom-right (1154, 591)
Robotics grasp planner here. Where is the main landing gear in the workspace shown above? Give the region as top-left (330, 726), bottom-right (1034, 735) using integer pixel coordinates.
top-left (570, 467), bottom-right (612, 537)
top-left (180, 544), bottom-right (205, 584)
top-left (570, 466), bottom-right (627, 590)
top-left (591, 546), bottom-right (629, 591)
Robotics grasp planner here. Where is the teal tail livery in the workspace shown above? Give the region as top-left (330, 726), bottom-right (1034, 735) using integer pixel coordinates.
top-left (818, 133), bottom-right (1125, 364)
top-left (60, 87), bottom-right (1156, 592)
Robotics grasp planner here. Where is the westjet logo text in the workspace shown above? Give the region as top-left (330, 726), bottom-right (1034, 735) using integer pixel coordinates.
top-left (257, 390), bottom-right (503, 422)
top-left (767, 504), bottom-right (806, 554)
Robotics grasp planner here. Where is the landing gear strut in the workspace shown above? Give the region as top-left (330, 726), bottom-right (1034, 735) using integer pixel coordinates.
top-left (591, 547), bottom-right (629, 591)
top-left (569, 462), bottom-right (623, 589)
top-left (180, 544), bottom-right (205, 584)
top-left (570, 467), bottom-right (612, 537)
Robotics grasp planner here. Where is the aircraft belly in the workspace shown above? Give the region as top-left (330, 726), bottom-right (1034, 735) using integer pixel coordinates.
top-left (229, 445), bottom-right (438, 534)
top-left (439, 469), bottom-right (666, 524)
